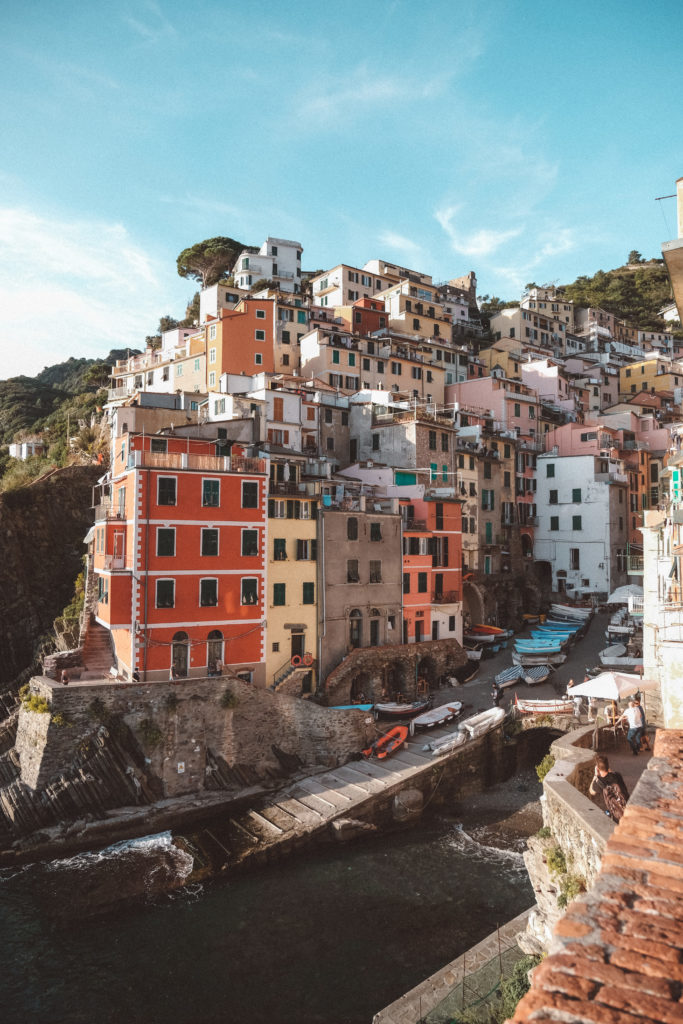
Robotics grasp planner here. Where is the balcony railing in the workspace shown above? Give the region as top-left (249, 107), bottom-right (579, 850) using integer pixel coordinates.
top-left (403, 519), bottom-right (427, 532)
top-left (269, 481), bottom-right (305, 495)
top-left (131, 451), bottom-right (267, 474)
top-left (104, 554), bottom-right (126, 570)
top-left (432, 590), bottom-right (461, 604)
top-left (627, 555), bottom-right (644, 574)
top-left (94, 503), bottom-right (125, 522)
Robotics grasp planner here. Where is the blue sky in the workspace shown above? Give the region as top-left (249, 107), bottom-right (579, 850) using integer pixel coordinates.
top-left (1, 0), bottom-right (681, 379)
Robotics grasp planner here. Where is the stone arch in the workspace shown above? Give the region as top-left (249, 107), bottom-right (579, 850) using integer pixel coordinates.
top-left (416, 654), bottom-right (438, 691)
top-left (386, 659), bottom-right (410, 699)
top-left (350, 670), bottom-right (371, 703)
top-left (521, 532), bottom-right (533, 558)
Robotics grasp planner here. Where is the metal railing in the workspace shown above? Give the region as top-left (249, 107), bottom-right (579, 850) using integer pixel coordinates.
top-left (432, 590), bottom-right (461, 604)
top-left (403, 519), bottom-right (427, 532)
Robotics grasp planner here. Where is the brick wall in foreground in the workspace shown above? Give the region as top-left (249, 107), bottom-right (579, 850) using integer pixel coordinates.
top-left (509, 729), bottom-right (683, 1024)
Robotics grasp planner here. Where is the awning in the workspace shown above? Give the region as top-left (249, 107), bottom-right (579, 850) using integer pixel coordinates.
top-left (83, 526), bottom-right (95, 544)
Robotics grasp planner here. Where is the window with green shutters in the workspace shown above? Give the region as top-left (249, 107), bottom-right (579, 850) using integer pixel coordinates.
top-left (572, 515), bottom-right (582, 530)
top-left (572, 488), bottom-right (581, 503)
top-left (202, 479), bottom-right (220, 507)
top-left (274, 538), bottom-right (286, 560)
top-left (302, 582), bottom-right (314, 604)
top-left (273, 583), bottom-right (286, 606)
top-left (550, 516), bottom-right (559, 531)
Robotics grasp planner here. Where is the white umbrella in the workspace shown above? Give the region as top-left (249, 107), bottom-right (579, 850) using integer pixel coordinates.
top-left (607, 584), bottom-right (643, 604)
top-left (569, 672), bottom-right (657, 700)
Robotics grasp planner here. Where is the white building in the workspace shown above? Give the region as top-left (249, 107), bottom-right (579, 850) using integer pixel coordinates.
top-left (232, 237), bottom-right (303, 294)
top-left (310, 263), bottom-right (396, 308)
top-left (8, 438), bottom-right (46, 460)
top-left (534, 452), bottom-right (629, 599)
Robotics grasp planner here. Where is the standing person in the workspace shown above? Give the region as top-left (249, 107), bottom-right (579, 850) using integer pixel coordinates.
top-left (589, 755), bottom-right (630, 822)
top-left (618, 700), bottom-right (643, 755)
top-left (633, 697), bottom-right (651, 751)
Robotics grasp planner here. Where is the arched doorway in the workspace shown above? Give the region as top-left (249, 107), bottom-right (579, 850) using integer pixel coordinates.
top-left (521, 533), bottom-right (533, 558)
top-left (417, 655), bottom-right (437, 692)
top-left (172, 631), bottom-right (189, 678)
top-left (369, 608), bottom-right (381, 646)
top-left (463, 581), bottom-right (485, 628)
top-left (207, 630), bottom-right (223, 673)
top-left (350, 670), bottom-right (371, 703)
top-left (349, 609), bottom-right (362, 649)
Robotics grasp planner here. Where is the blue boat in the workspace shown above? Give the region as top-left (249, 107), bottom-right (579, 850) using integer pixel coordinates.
top-left (329, 703), bottom-right (374, 711)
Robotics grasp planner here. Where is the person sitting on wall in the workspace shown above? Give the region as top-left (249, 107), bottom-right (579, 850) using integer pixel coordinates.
top-left (61, 669), bottom-right (70, 686)
top-left (589, 755), bottom-right (629, 822)
top-left (169, 665), bottom-right (179, 681)
top-left (132, 670), bottom-right (140, 682)
top-left (214, 658), bottom-right (223, 676)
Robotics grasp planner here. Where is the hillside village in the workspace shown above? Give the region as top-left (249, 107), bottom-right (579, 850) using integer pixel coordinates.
top-left (7, 233), bottom-right (680, 703)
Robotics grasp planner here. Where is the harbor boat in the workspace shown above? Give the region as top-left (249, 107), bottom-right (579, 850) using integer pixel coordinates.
top-left (424, 730), bottom-right (468, 756)
top-left (466, 647), bottom-right (483, 661)
top-left (373, 697), bottom-right (432, 720)
top-left (464, 631), bottom-right (502, 646)
top-left (522, 613), bottom-right (540, 624)
top-left (362, 725), bottom-right (409, 759)
top-left (513, 650), bottom-right (567, 667)
top-left (460, 707), bottom-right (506, 738)
top-left (515, 694), bottom-right (575, 715)
top-left (530, 628), bottom-right (574, 641)
top-left (495, 664), bottom-right (553, 688)
top-left (550, 603), bottom-right (592, 620)
top-left (329, 703), bottom-right (374, 711)
top-left (467, 624), bottom-right (512, 637)
top-left (534, 620), bottom-right (582, 633)
top-left (522, 665), bottom-right (553, 686)
top-left (514, 641), bottom-right (564, 654)
top-left (409, 702), bottom-right (463, 734)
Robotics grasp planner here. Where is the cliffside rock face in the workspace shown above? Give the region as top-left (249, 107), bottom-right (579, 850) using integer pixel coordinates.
top-left (0, 465), bottom-right (101, 685)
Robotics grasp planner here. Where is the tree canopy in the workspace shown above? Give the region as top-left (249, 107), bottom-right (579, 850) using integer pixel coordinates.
top-left (176, 236), bottom-right (246, 289)
top-left (558, 260), bottom-right (671, 330)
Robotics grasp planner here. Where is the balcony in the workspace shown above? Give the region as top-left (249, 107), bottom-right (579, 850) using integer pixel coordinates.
top-left (627, 555), bottom-right (644, 574)
top-left (107, 386), bottom-right (133, 402)
top-left (269, 481), bottom-right (305, 495)
top-left (131, 451), bottom-right (266, 475)
top-left (432, 590), bottom-right (461, 604)
top-left (104, 554), bottom-right (126, 570)
top-left (403, 519), bottom-right (427, 532)
top-left (94, 502), bottom-right (125, 522)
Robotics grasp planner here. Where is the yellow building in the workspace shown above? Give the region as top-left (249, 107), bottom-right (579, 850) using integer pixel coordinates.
top-left (266, 471), bottom-right (318, 696)
top-left (619, 358), bottom-right (683, 399)
top-left (377, 280), bottom-right (452, 341)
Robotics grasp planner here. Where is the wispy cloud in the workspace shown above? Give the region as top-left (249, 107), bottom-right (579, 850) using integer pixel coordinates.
top-left (123, 0), bottom-right (176, 44)
top-left (297, 65), bottom-right (453, 126)
top-left (435, 205), bottom-right (523, 258)
top-left (0, 208), bottom-right (178, 379)
top-left (159, 193), bottom-right (244, 221)
top-left (378, 230), bottom-right (423, 262)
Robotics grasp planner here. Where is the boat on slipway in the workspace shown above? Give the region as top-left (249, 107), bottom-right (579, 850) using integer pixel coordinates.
top-left (494, 664), bottom-right (552, 689)
top-left (362, 726), bottom-right (409, 760)
top-left (373, 698), bottom-right (431, 720)
top-left (515, 694), bottom-right (575, 715)
top-left (409, 702), bottom-right (463, 735)
top-left (423, 707), bottom-right (505, 757)
top-left (598, 644), bottom-right (643, 671)
top-left (550, 603), bottom-right (593, 621)
top-left (513, 650), bottom-right (567, 667)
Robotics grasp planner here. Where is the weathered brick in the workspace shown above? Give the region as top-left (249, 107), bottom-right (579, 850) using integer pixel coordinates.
top-left (597, 987), bottom-right (682, 1024)
top-left (554, 916), bottom-right (594, 939)
top-left (610, 949), bottom-right (683, 982)
top-left (532, 962), bottom-right (598, 1000)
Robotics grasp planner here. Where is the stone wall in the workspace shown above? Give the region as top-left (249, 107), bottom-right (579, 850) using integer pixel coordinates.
top-left (0, 465), bottom-right (102, 685)
top-left (16, 675), bottom-right (377, 796)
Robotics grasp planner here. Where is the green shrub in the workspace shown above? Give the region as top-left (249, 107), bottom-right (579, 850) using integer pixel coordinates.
top-left (51, 712), bottom-right (71, 728)
top-left (499, 955), bottom-right (542, 1020)
top-left (536, 753), bottom-right (555, 782)
top-left (536, 825), bottom-right (552, 839)
top-left (220, 689), bottom-right (239, 710)
top-left (546, 845), bottom-right (567, 876)
top-left (18, 684), bottom-right (30, 701)
top-left (558, 873), bottom-right (585, 909)
top-left (21, 689), bottom-right (50, 714)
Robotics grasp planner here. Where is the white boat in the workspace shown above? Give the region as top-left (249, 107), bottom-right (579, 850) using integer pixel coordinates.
top-left (515, 695), bottom-right (575, 715)
top-left (425, 730), bottom-right (468, 756)
top-left (409, 702), bottom-right (463, 735)
top-left (513, 650), bottom-right (567, 667)
top-left (460, 707), bottom-right (506, 738)
top-left (466, 648), bottom-right (483, 661)
top-left (551, 603), bottom-right (592, 620)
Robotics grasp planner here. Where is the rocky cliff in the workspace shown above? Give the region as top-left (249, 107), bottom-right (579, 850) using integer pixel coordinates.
top-left (0, 465), bottom-right (101, 685)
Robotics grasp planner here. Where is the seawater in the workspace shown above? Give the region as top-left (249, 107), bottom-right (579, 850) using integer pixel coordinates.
top-left (0, 815), bottom-right (534, 1024)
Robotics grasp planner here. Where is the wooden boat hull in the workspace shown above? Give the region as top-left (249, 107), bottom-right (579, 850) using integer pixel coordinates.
top-left (374, 698), bottom-right (431, 720)
top-left (550, 603), bottom-right (592, 620)
top-left (362, 725), bottom-right (409, 759)
top-left (410, 702), bottom-right (463, 734)
top-left (513, 650), bottom-right (566, 666)
top-left (515, 695), bottom-right (574, 715)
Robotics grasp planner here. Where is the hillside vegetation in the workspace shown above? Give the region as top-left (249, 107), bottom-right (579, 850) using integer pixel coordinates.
top-left (557, 258), bottom-right (674, 331)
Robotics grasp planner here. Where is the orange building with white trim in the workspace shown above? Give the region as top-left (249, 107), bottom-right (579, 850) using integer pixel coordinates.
top-left (92, 432), bottom-right (267, 682)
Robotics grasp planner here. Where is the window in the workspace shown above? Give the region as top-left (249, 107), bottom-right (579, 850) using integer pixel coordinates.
top-left (347, 517), bottom-right (358, 540)
top-left (570, 548), bottom-right (580, 570)
top-left (151, 438), bottom-right (168, 454)
top-left (514, 403), bottom-right (521, 417)
top-left (281, 329), bottom-right (290, 344)
top-left (546, 463), bottom-right (555, 478)
top-left (201, 528), bottom-right (219, 556)
top-left (403, 570), bottom-right (411, 593)
top-left (348, 352), bottom-right (356, 367)
top-left (549, 489), bottom-right (558, 504)
top-left (417, 572), bottom-right (428, 593)
top-left (529, 406), bottom-right (535, 419)
top-left (372, 433), bottom-right (380, 451)
top-left (362, 358), bottom-right (371, 371)
top-left (209, 325), bottom-right (217, 340)
top-left (302, 582), bottom-right (315, 604)
top-left (441, 433), bottom-right (448, 452)
top-left (484, 462), bottom-right (491, 479)
top-left (297, 310), bottom-right (306, 324)
top-left (200, 579), bottom-right (218, 606)
top-left (157, 528), bottom-right (175, 556)
top-left (572, 515), bottom-right (582, 530)
top-left (370, 522), bottom-right (382, 541)
top-left (158, 477), bottom-right (176, 506)
top-left (255, 330), bottom-right (266, 342)
top-left (504, 471), bottom-right (511, 488)
top-left (341, 411), bottom-right (348, 426)
top-left (369, 560), bottom-right (382, 583)
top-left (429, 430), bottom-right (437, 450)
top-left (255, 353), bottom-right (263, 365)
top-left (273, 583), bottom-right (286, 606)
top-left (332, 350), bottom-right (340, 364)
top-left (377, 360), bottom-right (385, 374)
top-left (296, 539), bottom-right (317, 560)
top-left (572, 488), bottom-right (581, 503)
top-left (550, 516), bottom-right (559, 531)
top-left (209, 347), bottom-right (216, 363)
top-left (209, 372), bottom-right (216, 387)
top-left (282, 354), bottom-right (289, 366)
top-left (274, 538), bottom-right (286, 560)
top-left (242, 481), bottom-right (258, 508)
top-left (202, 479), bottom-right (220, 507)
top-left (391, 362), bottom-right (402, 375)
top-left (256, 309), bottom-right (266, 319)
top-left (242, 529), bottom-right (258, 556)
top-left (347, 559), bottom-right (359, 582)
top-left (326, 436), bottom-right (334, 451)
top-left (241, 579), bottom-right (258, 605)
top-left (156, 579), bottom-right (175, 608)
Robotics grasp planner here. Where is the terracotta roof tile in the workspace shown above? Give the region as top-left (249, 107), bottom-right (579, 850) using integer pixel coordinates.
top-left (508, 730), bottom-right (683, 1024)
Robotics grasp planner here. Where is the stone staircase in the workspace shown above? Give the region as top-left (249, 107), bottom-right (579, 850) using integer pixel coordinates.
top-left (81, 619), bottom-right (115, 676)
